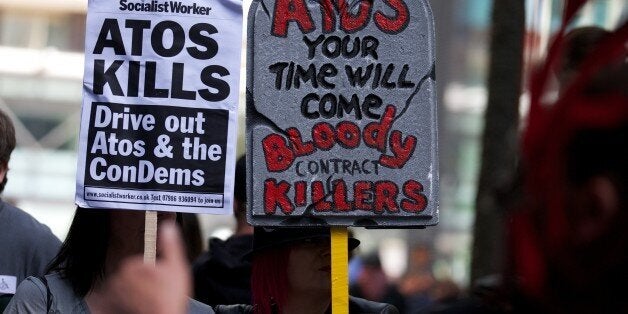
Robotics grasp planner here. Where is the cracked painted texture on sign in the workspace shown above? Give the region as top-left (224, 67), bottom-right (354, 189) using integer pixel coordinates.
top-left (247, 0), bottom-right (438, 227)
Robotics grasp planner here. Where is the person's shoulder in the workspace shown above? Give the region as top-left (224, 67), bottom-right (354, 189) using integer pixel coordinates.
top-left (0, 201), bottom-right (59, 243)
top-left (0, 202), bottom-right (61, 273)
top-left (188, 298), bottom-right (216, 314)
top-left (3, 276), bottom-right (48, 313)
top-left (349, 296), bottom-right (400, 314)
top-left (14, 276), bottom-right (47, 296)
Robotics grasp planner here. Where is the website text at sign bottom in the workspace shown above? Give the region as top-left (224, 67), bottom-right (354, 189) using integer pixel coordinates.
top-left (84, 186), bottom-right (223, 208)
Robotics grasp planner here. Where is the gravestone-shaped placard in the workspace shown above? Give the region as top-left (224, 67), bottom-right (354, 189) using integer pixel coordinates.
top-left (247, 0), bottom-right (438, 227)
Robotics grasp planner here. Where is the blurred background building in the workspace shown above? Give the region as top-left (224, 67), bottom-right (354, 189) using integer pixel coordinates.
top-left (0, 0), bottom-right (624, 292)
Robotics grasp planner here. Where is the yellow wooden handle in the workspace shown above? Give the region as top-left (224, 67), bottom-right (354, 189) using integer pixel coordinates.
top-left (331, 227), bottom-right (348, 314)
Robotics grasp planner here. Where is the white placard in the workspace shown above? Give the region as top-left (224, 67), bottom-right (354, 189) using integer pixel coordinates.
top-left (76, 0), bottom-right (243, 214)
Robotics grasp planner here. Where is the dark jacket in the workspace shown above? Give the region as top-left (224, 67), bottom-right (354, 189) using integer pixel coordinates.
top-left (193, 235), bottom-right (253, 306)
top-left (214, 296), bottom-right (399, 314)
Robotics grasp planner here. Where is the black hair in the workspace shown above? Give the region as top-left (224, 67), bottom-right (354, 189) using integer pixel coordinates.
top-left (234, 155), bottom-right (247, 202)
top-left (233, 155), bottom-right (247, 220)
top-left (176, 212), bottom-right (203, 263)
top-left (46, 207), bottom-right (111, 297)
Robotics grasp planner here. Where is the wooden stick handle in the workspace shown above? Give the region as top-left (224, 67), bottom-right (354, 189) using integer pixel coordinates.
top-left (144, 210), bottom-right (158, 265)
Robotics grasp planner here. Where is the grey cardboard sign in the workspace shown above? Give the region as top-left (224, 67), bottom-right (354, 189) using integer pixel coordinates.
top-left (247, 0), bottom-right (438, 227)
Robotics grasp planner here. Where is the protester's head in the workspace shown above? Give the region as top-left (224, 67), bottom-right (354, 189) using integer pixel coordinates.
top-left (250, 227), bottom-right (359, 314)
top-left (409, 244), bottom-right (432, 270)
top-left (355, 251), bottom-right (390, 301)
top-left (359, 251), bottom-right (384, 279)
top-left (513, 16), bottom-right (627, 311)
top-left (47, 207), bottom-right (176, 297)
top-left (0, 109), bottom-right (16, 194)
top-left (557, 26), bottom-right (610, 89)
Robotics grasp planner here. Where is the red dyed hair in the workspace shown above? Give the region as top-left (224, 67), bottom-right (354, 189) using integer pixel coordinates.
top-left (251, 248), bottom-right (291, 314)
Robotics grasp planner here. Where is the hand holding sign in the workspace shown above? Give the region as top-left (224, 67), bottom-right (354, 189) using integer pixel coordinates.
top-left (103, 223), bottom-right (190, 314)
